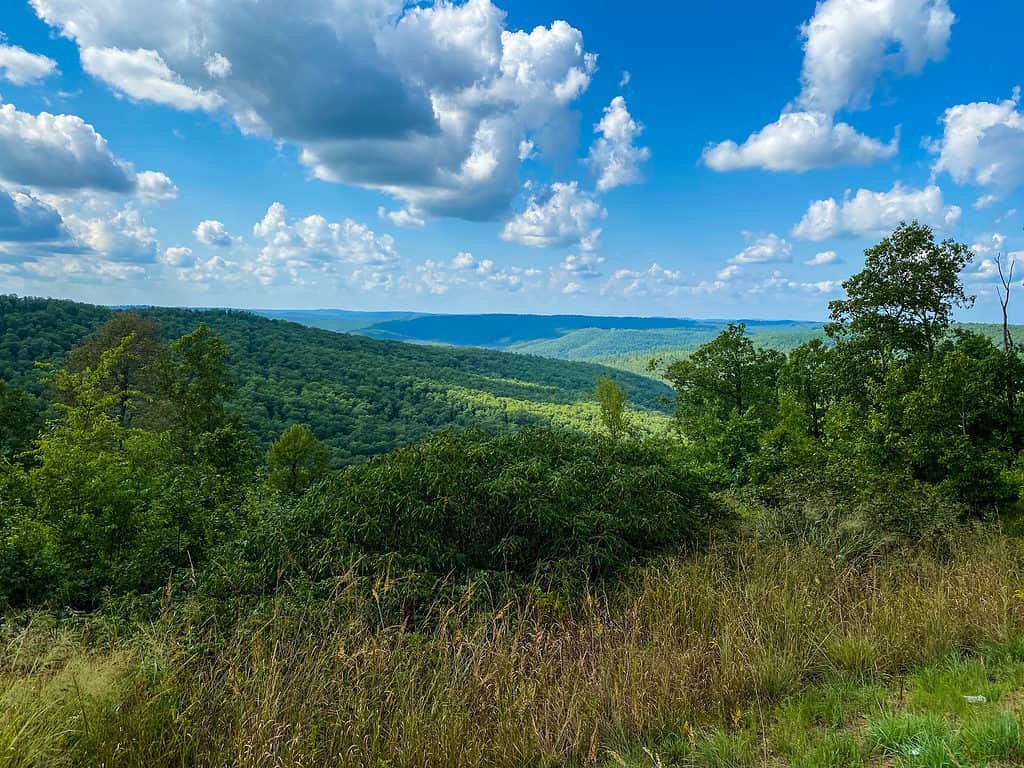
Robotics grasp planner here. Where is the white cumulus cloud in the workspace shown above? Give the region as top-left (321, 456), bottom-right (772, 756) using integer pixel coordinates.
top-left (793, 183), bottom-right (961, 240)
top-left (32, 0), bottom-right (599, 221)
top-left (81, 47), bottom-right (224, 111)
top-left (378, 207), bottom-right (425, 228)
top-left (250, 202), bottom-right (397, 285)
top-left (704, 0), bottom-right (952, 173)
top-left (194, 219), bottom-right (233, 247)
top-left (0, 43), bottom-right (58, 85)
top-left (797, 0), bottom-right (954, 114)
top-left (805, 250), bottom-right (840, 266)
top-left (929, 88), bottom-right (1024, 196)
top-left (0, 102), bottom-right (137, 192)
top-left (730, 232), bottom-right (793, 264)
top-left (501, 181), bottom-right (605, 249)
top-left (588, 96), bottom-right (650, 191)
top-left (135, 170), bottom-right (177, 202)
top-left (703, 111), bottom-right (897, 172)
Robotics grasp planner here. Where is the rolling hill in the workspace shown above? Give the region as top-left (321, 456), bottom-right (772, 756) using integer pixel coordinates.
top-left (252, 309), bottom-right (825, 357)
top-left (1, 296), bottom-right (672, 463)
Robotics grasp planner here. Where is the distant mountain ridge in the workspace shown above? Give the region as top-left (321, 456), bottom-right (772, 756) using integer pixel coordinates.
top-left (252, 309), bottom-right (825, 352)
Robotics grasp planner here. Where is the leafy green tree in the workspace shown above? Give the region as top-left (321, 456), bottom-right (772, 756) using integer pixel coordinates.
top-left (664, 323), bottom-right (784, 420)
top-left (156, 324), bottom-right (234, 437)
top-left (663, 324), bottom-right (784, 484)
top-left (870, 331), bottom-right (1022, 506)
top-left (826, 222), bottom-right (974, 357)
top-left (267, 424), bottom-right (330, 495)
top-left (778, 339), bottom-right (836, 439)
top-left (0, 379), bottom-right (39, 457)
top-left (28, 338), bottom-right (179, 604)
top-left (65, 312), bottom-right (165, 428)
top-left (593, 375), bottom-right (630, 439)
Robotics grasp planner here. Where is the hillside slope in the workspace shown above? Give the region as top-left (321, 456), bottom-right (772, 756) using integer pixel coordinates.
top-left (352, 313), bottom-right (718, 347)
top-left (256, 310), bottom-right (827, 359)
top-left (1, 296), bottom-right (672, 463)
top-left (507, 322), bottom-right (826, 360)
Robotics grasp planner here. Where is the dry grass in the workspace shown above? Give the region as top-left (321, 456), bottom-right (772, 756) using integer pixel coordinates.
top-left (2, 535), bottom-right (1023, 768)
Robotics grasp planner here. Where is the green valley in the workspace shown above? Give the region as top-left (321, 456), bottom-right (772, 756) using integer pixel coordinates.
top-left (1, 296), bottom-right (672, 464)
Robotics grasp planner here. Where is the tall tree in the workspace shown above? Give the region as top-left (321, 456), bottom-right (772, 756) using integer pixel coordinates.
top-left (156, 324), bottom-right (234, 437)
top-left (664, 323), bottom-right (783, 421)
top-left (65, 312), bottom-right (165, 428)
top-left (593, 375), bottom-right (630, 439)
top-left (663, 324), bottom-right (784, 484)
top-left (826, 222), bottom-right (974, 357)
top-left (778, 339), bottom-right (835, 440)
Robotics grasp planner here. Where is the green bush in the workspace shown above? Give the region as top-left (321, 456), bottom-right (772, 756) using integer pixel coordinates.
top-left (225, 428), bottom-right (730, 590)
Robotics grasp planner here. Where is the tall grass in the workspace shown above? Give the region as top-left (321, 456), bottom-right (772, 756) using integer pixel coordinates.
top-left (2, 535), bottom-right (1022, 767)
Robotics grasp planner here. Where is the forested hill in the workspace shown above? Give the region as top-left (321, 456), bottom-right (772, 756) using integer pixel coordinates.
top-left (0, 295), bottom-right (671, 463)
top-left (271, 310), bottom-right (824, 351)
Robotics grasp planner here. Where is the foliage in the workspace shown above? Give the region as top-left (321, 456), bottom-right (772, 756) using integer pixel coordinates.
top-left (0, 380), bottom-right (38, 457)
top-left (663, 323), bottom-right (785, 484)
top-left (826, 221), bottom-right (974, 357)
top-left (0, 296), bottom-right (671, 463)
top-left (230, 428), bottom-right (729, 591)
top-left (64, 312), bottom-right (164, 428)
top-left (266, 423), bottom-right (330, 495)
top-left (2, 223), bottom-right (1024, 765)
top-left (593, 375), bottom-right (630, 438)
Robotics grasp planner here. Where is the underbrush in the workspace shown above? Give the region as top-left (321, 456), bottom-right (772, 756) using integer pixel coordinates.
top-left (2, 532), bottom-right (1022, 767)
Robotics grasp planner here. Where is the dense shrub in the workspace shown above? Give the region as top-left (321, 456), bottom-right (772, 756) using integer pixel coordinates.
top-left (225, 428), bottom-right (730, 591)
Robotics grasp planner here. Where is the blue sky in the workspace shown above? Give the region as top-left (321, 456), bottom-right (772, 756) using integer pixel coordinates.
top-left (0, 0), bottom-right (1021, 320)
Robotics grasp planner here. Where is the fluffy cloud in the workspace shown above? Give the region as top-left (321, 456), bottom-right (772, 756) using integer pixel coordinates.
top-left (135, 170), bottom-right (177, 202)
top-left (705, 0), bottom-right (951, 173)
top-left (717, 264), bottom-right (741, 281)
top-left (0, 97), bottom-right (178, 283)
top-left (602, 263), bottom-right (695, 298)
top-left (204, 53), bottom-right (231, 79)
top-left (14, 253), bottom-right (145, 281)
top-left (0, 188), bottom-right (73, 247)
top-left (703, 111), bottom-right (897, 172)
top-left (409, 251), bottom-right (544, 295)
top-left (793, 183), bottom-right (961, 240)
top-left (250, 202), bottom-right (397, 285)
top-left (0, 102), bottom-right (136, 192)
top-left (81, 47), bottom-right (224, 111)
top-left (752, 272), bottom-right (842, 294)
top-left (970, 233), bottom-right (1007, 256)
top-left (59, 204), bottom-right (158, 263)
top-left (730, 232), bottom-right (793, 264)
top-left (501, 182), bottom-right (605, 249)
top-left (805, 250), bottom-right (840, 266)
top-left (482, 265), bottom-right (544, 292)
top-left (160, 245), bottom-right (194, 266)
top-left (3, 192), bottom-right (163, 283)
top-left (0, 43), bottom-right (58, 85)
top-left (797, 0), bottom-right (954, 114)
top-left (929, 89), bottom-right (1024, 196)
top-left (558, 252), bottom-right (604, 279)
top-left (32, 0), bottom-right (598, 220)
top-left (194, 219), bottom-right (233, 247)
top-left (378, 207), bottom-right (425, 228)
top-left (588, 96), bottom-right (650, 192)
